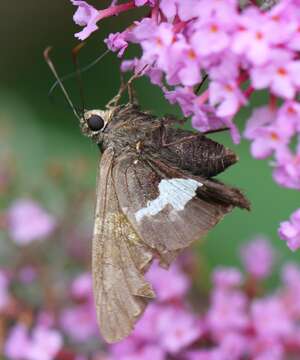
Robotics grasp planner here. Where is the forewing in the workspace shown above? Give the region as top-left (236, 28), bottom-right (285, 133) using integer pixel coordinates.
top-left (92, 148), bottom-right (155, 343)
top-left (114, 153), bottom-right (249, 267)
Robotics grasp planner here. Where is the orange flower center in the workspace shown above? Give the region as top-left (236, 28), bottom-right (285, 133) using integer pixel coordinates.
top-left (225, 84), bottom-right (234, 92)
top-left (287, 106), bottom-right (296, 115)
top-left (271, 15), bottom-right (280, 22)
top-left (210, 23), bottom-right (219, 33)
top-left (270, 131), bottom-right (279, 141)
top-left (188, 49), bottom-right (197, 60)
top-left (255, 31), bottom-right (263, 40)
top-left (156, 37), bottom-right (163, 47)
top-left (277, 67), bottom-right (287, 76)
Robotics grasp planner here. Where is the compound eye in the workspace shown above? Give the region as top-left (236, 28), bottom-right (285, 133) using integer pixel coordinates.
top-left (87, 115), bottom-right (105, 131)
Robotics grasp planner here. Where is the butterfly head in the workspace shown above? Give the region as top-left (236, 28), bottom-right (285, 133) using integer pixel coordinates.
top-left (80, 109), bottom-right (113, 143)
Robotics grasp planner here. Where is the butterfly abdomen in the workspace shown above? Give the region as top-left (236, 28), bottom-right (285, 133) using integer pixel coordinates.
top-left (156, 127), bottom-right (238, 178)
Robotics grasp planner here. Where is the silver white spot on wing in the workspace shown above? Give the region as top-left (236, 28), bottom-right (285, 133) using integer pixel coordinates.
top-left (135, 178), bottom-right (203, 222)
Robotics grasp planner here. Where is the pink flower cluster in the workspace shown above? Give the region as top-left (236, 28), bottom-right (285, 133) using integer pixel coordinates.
top-left (70, 0), bottom-right (300, 250)
top-left (3, 227), bottom-right (300, 360)
top-left (5, 324), bottom-right (62, 360)
top-left (2, 269), bottom-right (102, 360)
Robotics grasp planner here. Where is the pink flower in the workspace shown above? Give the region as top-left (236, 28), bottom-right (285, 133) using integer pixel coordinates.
top-left (132, 303), bottom-right (161, 341)
top-left (288, 25), bottom-right (300, 51)
top-left (244, 106), bottom-right (276, 140)
top-left (209, 80), bottom-right (246, 118)
top-left (245, 106), bottom-right (293, 159)
top-left (7, 199), bottom-right (56, 245)
top-left (71, 272), bottom-right (93, 300)
top-left (213, 267), bottom-right (243, 289)
top-left (191, 20), bottom-right (231, 57)
top-left (279, 209), bottom-right (300, 251)
top-left (251, 296), bottom-right (293, 338)
top-left (273, 146), bottom-right (300, 190)
top-left (207, 288), bottom-right (249, 335)
top-left (4, 324), bottom-right (30, 359)
top-left (164, 87), bottom-right (197, 117)
top-left (25, 326), bottom-right (63, 360)
top-left (267, 0), bottom-right (299, 45)
top-left (281, 263), bottom-right (300, 288)
top-left (171, 41), bottom-right (201, 86)
top-left (208, 52), bottom-right (239, 82)
top-left (146, 261), bottom-right (190, 302)
top-left (191, 104), bottom-right (226, 133)
top-left (232, 7), bottom-right (275, 65)
top-left (110, 336), bottom-right (139, 359)
top-left (105, 32), bottom-right (128, 57)
top-left (249, 125), bottom-right (290, 159)
top-left (71, 0), bottom-right (99, 40)
top-left (250, 49), bottom-right (300, 99)
top-left (281, 263), bottom-right (300, 317)
top-left (130, 18), bottom-right (157, 42)
top-left (240, 237), bottom-right (274, 279)
top-left (5, 325), bottom-right (62, 360)
top-left (158, 307), bottom-right (202, 354)
top-left (218, 332), bottom-right (250, 359)
top-left (277, 101), bottom-right (300, 134)
top-left (60, 302), bottom-right (98, 341)
top-left (140, 22), bottom-right (174, 66)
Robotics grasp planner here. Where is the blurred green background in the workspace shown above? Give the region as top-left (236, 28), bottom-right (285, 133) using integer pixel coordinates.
top-left (1, 0), bottom-right (299, 280)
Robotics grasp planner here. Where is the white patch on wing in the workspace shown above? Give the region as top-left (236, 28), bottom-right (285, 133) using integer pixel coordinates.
top-left (135, 178), bottom-right (203, 222)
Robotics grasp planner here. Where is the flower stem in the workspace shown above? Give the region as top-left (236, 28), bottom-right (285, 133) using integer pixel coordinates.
top-left (95, 1), bottom-right (136, 23)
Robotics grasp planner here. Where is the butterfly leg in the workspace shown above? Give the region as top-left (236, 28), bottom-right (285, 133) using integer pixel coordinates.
top-left (157, 115), bottom-right (187, 147)
top-left (158, 119), bottom-right (194, 148)
top-left (128, 82), bottom-right (138, 105)
top-left (203, 127), bottom-right (229, 135)
top-left (106, 65), bottom-right (149, 109)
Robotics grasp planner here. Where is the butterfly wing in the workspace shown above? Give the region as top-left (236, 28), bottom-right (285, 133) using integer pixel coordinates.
top-left (113, 152), bottom-right (249, 267)
top-left (92, 148), bottom-right (155, 343)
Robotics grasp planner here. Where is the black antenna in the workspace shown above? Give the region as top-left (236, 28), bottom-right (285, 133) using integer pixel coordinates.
top-left (72, 43), bottom-right (86, 116)
top-left (44, 47), bottom-right (80, 120)
top-left (49, 49), bottom-right (110, 96)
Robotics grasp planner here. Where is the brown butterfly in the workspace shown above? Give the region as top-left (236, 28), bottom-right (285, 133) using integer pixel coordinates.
top-left (44, 49), bottom-right (250, 343)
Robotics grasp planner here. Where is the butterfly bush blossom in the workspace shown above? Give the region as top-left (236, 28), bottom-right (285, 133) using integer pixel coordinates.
top-left (5, 223), bottom-right (300, 360)
top-left (71, 0), bottom-right (300, 250)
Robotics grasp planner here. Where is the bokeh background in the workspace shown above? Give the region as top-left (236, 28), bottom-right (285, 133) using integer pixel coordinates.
top-left (1, 0), bottom-right (299, 284)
